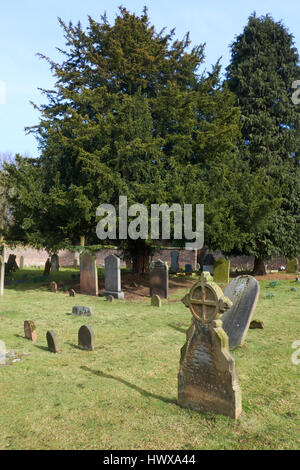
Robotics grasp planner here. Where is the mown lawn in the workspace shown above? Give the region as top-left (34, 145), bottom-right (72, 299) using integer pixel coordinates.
top-left (0, 269), bottom-right (299, 450)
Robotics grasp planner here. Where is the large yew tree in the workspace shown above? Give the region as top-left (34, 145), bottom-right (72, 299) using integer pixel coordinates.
top-left (226, 13), bottom-right (300, 273)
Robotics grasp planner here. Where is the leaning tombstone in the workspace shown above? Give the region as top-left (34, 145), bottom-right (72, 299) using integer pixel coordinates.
top-left (103, 254), bottom-right (124, 299)
top-left (151, 294), bottom-right (161, 307)
top-left (170, 251), bottom-right (179, 273)
top-left (0, 245), bottom-right (5, 296)
top-left (286, 258), bottom-right (298, 274)
top-left (150, 260), bottom-right (168, 299)
top-left (178, 272), bottom-right (242, 419)
top-left (221, 275), bottom-right (260, 350)
top-left (80, 250), bottom-right (99, 296)
top-left (213, 258), bottom-right (230, 284)
top-left (51, 254), bottom-right (59, 272)
top-left (78, 325), bottom-right (95, 351)
top-left (46, 330), bottom-right (62, 353)
top-left (24, 320), bottom-right (37, 342)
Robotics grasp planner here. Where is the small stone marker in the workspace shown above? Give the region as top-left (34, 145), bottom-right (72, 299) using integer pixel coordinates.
top-left (46, 330), bottom-right (62, 353)
top-left (250, 320), bottom-right (264, 329)
top-left (287, 258), bottom-right (298, 273)
top-left (178, 272), bottom-right (242, 419)
top-left (51, 281), bottom-right (57, 293)
top-left (106, 295), bottom-right (113, 302)
top-left (213, 258), bottom-right (230, 284)
top-left (103, 254), bottom-right (124, 299)
top-left (150, 260), bottom-right (168, 299)
top-left (72, 306), bottom-right (93, 316)
top-left (222, 275), bottom-right (260, 350)
top-left (0, 245), bottom-right (5, 297)
top-left (170, 251), bottom-right (179, 273)
top-left (78, 325), bottom-right (95, 351)
top-left (151, 294), bottom-right (161, 307)
top-left (69, 289), bottom-right (76, 297)
top-left (24, 320), bottom-right (37, 342)
top-left (80, 250), bottom-right (99, 296)
top-left (51, 254), bottom-right (60, 272)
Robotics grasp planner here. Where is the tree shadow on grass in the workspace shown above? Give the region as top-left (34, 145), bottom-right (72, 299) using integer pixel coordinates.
top-left (34, 345), bottom-right (50, 352)
top-left (81, 366), bottom-right (177, 406)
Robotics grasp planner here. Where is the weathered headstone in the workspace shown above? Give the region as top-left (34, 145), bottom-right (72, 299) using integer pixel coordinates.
top-left (178, 272), bottom-right (242, 419)
top-left (72, 306), bottom-right (93, 316)
top-left (222, 275), bottom-right (260, 350)
top-left (170, 251), bottom-right (179, 273)
top-left (69, 289), bottom-right (76, 297)
top-left (214, 258), bottom-right (230, 284)
top-left (103, 254), bottom-right (124, 299)
top-left (24, 320), bottom-right (37, 342)
top-left (150, 260), bottom-right (168, 299)
top-left (185, 264), bottom-right (193, 274)
top-left (106, 295), bottom-right (114, 302)
top-left (78, 325), bottom-right (95, 351)
top-left (287, 258), bottom-right (298, 274)
top-left (51, 281), bottom-right (57, 293)
top-left (0, 245), bottom-right (5, 296)
top-left (80, 250), bottom-right (98, 296)
top-left (46, 330), bottom-right (62, 353)
top-left (43, 258), bottom-right (51, 276)
top-left (20, 256), bottom-right (24, 269)
top-left (51, 254), bottom-right (59, 272)
top-left (151, 294), bottom-right (161, 307)
top-left (5, 254), bottom-right (19, 274)
top-left (202, 253), bottom-right (215, 275)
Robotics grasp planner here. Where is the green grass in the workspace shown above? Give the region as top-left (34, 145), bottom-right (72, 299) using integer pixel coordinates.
top-left (0, 271), bottom-right (299, 450)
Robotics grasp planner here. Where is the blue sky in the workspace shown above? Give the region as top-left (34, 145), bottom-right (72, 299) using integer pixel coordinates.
top-left (0, 0), bottom-right (299, 157)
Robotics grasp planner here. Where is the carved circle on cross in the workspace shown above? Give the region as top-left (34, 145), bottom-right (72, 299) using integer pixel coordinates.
top-left (188, 272), bottom-right (232, 323)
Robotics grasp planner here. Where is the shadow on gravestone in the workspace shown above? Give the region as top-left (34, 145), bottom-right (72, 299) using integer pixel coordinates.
top-left (103, 254), bottom-right (124, 299)
top-left (78, 325), bottom-right (95, 351)
top-left (221, 275), bottom-right (260, 350)
top-left (150, 260), bottom-right (168, 299)
top-left (178, 272), bottom-right (242, 419)
top-left (24, 320), bottom-right (37, 342)
top-left (46, 330), bottom-right (62, 353)
top-left (80, 250), bottom-right (99, 296)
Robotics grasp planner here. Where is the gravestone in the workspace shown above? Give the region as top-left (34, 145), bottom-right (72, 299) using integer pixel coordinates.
top-left (24, 320), bottom-right (37, 342)
top-left (202, 253), bottom-right (215, 275)
top-left (170, 251), bottom-right (179, 273)
top-left (51, 281), bottom-right (57, 293)
top-left (78, 325), bottom-right (95, 351)
top-left (178, 272), bottom-right (242, 419)
top-left (0, 340), bottom-right (5, 365)
top-left (106, 295), bottom-right (113, 302)
top-left (150, 260), bottom-right (168, 299)
top-left (73, 259), bottom-right (78, 268)
top-left (20, 256), bottom-right (24, 269)
top-left (185, 264), bottom-right (193, 274)
top-left (0, 245), bottom-right (5, 296)
top-left (103, 254), bottom-right (124, 299)
top-left (51, 254), bottom-right (59, 272)
top-left (5, 254), bottom-right (19, 274)
top-left (69, 289), bottom-right (76, 297)
top-left (214, 258), bottom-right (230, 284)
top-left (151, 294), bottom-right (161, 307)
top-left (43, 258), bottom-right (51, 276)
top-left (287, 258), bottom-right (298, 274)
top-left (80, 250), bottom-right (98, 296)
top-left (46, 330), bottom-right (62, 353)
top-left (72, 306), bottom-right (93, 316)
top-left (222, 275), bottom-right (260, 350)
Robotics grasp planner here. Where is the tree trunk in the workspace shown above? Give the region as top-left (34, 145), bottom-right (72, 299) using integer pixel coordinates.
top-left (252, 256), bottom-right (266, 275)
top-left (127, 240), bottom-right (152, 274)
top-left (80, 235), bottom-right (85, 247)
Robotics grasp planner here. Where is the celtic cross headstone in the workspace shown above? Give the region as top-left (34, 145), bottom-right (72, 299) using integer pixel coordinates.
top-left (178, 272), bottom-right (242, 419)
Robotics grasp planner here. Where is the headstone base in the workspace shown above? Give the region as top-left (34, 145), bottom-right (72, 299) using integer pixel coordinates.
top-left (103, 290), bottom-right (124, 299)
